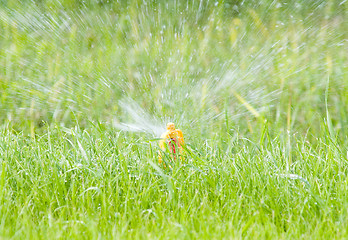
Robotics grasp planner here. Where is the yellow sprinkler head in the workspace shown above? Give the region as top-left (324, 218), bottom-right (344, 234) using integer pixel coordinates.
top-left (158, 122), bottom-right (185, 166)
top-left (166, 122), bottom-right (175, 131)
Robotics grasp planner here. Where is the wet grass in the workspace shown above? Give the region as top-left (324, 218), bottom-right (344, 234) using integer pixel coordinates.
top-left (0, 0), bottom-right (348, 239)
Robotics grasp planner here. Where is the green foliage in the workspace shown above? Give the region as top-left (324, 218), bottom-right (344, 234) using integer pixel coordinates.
top-left (1, 122), bottom-right (348, 239)
top-left (0, 0), bottom-right (347, 238)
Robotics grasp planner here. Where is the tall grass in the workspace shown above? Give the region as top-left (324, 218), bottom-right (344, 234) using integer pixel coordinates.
top-left (0, 0), bottom-right (347, 239)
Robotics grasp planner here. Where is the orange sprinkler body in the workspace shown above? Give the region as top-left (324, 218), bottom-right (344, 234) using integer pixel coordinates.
top-left (158, 122), bottom-right (185, 165)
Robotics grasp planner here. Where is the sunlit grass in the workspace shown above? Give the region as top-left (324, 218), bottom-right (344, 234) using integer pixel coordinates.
top-left (0, 0), bottom-right (348, 239)
top-left (1, 121), bottom-right (347, 239)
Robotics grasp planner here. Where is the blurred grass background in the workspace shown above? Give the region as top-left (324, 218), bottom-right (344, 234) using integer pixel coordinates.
top-left (1, 0), bottom-right (346, 138)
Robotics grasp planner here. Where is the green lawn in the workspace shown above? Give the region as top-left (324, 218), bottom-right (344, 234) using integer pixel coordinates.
top-left (0, 0), bottom-right (347, 239)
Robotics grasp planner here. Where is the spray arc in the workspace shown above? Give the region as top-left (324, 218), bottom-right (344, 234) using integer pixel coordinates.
top-left (158, 123), bottom-right (185, 165)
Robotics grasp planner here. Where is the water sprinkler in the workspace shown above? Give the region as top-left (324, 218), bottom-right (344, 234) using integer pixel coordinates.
top-left (158, 122), bottom-right (185, 165)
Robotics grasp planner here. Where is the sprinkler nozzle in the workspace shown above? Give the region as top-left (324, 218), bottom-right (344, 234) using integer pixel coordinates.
top-left (158, 122), bottom-right (185, 166)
